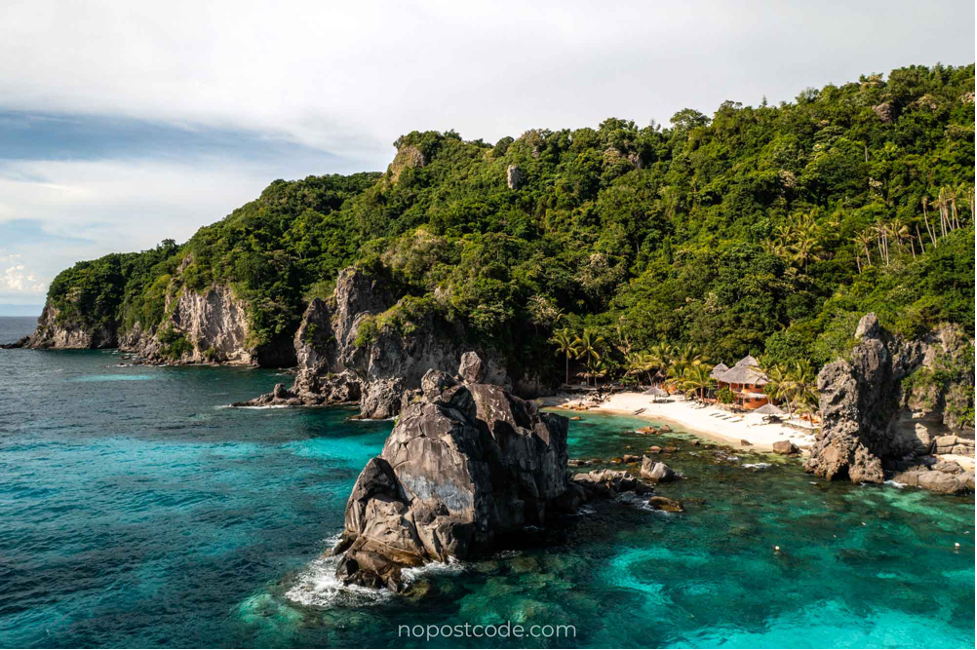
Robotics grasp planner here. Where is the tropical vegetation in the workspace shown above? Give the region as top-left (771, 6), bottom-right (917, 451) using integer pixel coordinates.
top-left (42, 64), bottom-right (975, 387)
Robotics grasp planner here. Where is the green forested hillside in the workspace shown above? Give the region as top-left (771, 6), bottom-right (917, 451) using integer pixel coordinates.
top-left (45, 64), bottom-right (975, 380)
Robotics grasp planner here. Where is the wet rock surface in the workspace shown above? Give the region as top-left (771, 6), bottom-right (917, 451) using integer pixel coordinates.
top-left (806, 313), bottom-right (975, 493)
top-left (332, 356), bottom-right (655, 591)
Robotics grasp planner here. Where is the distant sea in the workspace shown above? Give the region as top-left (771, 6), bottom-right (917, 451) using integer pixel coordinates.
top-left (0, 330), bottom-right (973, 648)
top-left (0, 316), bottom-right (37, 344)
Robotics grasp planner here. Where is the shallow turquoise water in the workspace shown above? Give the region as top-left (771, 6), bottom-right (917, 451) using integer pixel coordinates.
top-left (0, 324), bottom-right (974, 648)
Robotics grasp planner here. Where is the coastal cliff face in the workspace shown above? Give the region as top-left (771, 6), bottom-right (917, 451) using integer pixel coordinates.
top-left (331, 355), bottom-right (657, 591)
top-left (120, 285), bottom-right (295, 367)
top-left (241, 266), bottom-right (509, 418)
top-left (21, 255), bottom-right (295, 367)
top-left (20, 303), bottom-right (118, 349)
top-left (805, 313), bottom-right (975, 493)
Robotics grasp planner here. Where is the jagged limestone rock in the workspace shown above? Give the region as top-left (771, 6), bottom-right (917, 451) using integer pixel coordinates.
top-left (240, 266), bottom-right (509, 418)
top-left (805, 313), bottom-right (975, 491)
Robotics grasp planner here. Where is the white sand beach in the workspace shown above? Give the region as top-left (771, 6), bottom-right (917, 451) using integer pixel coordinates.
top-left (552, 391), bottom-right (819, 452)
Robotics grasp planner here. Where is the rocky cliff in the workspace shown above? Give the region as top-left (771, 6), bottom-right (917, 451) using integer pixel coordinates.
top-left (17, 303), bottom-right (118, 349)
top-left (239, 266), bottom-right (509, 418)
top-left (805, 313), bottom-right (975, 493)
top-left (18, 256), bottom-right (295, 368)
top-left (330, 355), bottom-right (645, 591)
top-left (119, 285), bottom-right (295, 367)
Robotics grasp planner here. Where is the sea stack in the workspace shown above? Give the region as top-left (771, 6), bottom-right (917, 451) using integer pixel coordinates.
top-left (331, 353), bottom-right (644, 591)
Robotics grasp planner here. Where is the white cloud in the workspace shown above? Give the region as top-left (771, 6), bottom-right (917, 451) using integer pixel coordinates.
top-left (0, 157), bottom-right (298, 287)
top-left (1, 1), bottom-right (972, 155)
top-left (1, 255), bottom-right (46, 294)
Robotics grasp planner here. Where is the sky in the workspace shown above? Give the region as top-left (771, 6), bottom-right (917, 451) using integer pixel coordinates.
top-left (0, 0), bottom-right (974, 314)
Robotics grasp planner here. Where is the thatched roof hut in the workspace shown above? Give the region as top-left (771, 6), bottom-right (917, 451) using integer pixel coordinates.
top-left (709, 362), bottom-right (729, 379)
top-left (716, 355), bottom-right (768, 386)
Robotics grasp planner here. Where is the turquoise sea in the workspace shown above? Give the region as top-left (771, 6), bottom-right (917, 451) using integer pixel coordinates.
top-left (0, 316), bottom-right (974, 648)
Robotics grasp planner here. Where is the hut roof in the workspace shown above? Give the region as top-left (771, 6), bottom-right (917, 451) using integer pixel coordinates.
top-left (642, 386), bottom-right (668, 397)
top-left (716, 355), bottom-right (768, 385)
top-left (753, 402), bottom-right (784, 415)
top-left (709, 362), bottom-right (729, 379)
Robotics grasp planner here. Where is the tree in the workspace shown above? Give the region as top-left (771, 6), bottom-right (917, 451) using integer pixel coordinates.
top-left (758, 362), bottom-right (798, 419)
top-left (646, 342), bottom-right (672, 385)
top-left (549, 328), bottom-right (576, 385)
top-left (571, 330), bottom-right (605, 387)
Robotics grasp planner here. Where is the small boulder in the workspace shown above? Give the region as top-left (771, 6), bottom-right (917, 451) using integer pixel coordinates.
top-left (573, 469), bottom-right (638, 497)
top-left (622, 454), bottom-right (640, 464)
top-left (772, 440), bottom-right (799, 455)
top-left (648, 496), bottom-right (684, 513)
top-left (740, 439), bottom-right (752, 447)
top-left (660, 425), bottom-right (672, 433)
top-left (457, 351), bottom-right (486, 384)
top-left (916, 471), bottom-right (968, 495)
top-left (640, 457), bottom-right (675, 483)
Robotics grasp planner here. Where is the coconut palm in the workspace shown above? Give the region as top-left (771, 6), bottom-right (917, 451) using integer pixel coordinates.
top-left (789, 360), bottom-right (819, 413)
top-left (571, 329), bottom-right (605, 387)
top-left (757, 362), bottom-right (798, 419)
top-left (889, 217), bottom-right (912, 257)
top-left (678, 363), bottom-right (716, 402)
top-left (646, 342), bottom-right (672, 385)
top-left (851, 231), bottom-right (873, 266)
top-left (549, 327), bottom-right (575, 385)
top-left (670, 342), bottom-right (707, 377)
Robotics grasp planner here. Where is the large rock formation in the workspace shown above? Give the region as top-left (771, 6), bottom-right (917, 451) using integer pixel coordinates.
top-left (17, 303), bottom-right (117, 349)
top-left (239, 266), bottom-right (508, 418)
top-left (17, 256), bottom-right (295, 368)
top-left (331, 355), bottom-right (648, 591)
top-left (120, 285), bottom-right (295, 367)
top-left (805, 313), bottom-right (975, 493)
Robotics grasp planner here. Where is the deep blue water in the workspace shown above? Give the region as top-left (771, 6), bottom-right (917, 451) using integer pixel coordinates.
top-left (0, 317), bottom-right (974, 648)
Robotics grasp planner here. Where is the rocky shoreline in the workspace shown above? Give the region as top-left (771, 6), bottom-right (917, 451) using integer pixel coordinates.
top-left (232, 268), bottom-right (513, 419)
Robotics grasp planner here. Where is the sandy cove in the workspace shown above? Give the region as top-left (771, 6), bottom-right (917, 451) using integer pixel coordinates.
top-left (547, 391), bottom-right (819, 452)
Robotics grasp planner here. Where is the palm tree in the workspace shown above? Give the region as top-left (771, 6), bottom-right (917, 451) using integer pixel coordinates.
top-left (922, 197), bottom-right (938, 247)
top-left (549, 328), bottom-right (575, 386)
top-left (571, 330), bottom-right (605, 387)
top-left (851, 231), bottom-right (873, 266)
top-left (789, 360), bottom-right (818, 412)
top-left (646, 342), bottom-right (672, 385)
top-left (889, 217), bottom-right (912, 258)
top-left (679, 364), bottom-right (716, 402)
top-left (671, 342), bottom-right (707, 376)
top-left (586, 356), bottom-right (610, 389)
top-left (791, 230), bottom-right (820, 270)
top-left (757, 362), bottom-right (798, 419)
top-left (873, 221), bottom-right (890, 265)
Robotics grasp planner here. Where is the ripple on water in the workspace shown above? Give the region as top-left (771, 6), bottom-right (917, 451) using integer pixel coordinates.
top-left (69, 374), bottom-right (159, 382)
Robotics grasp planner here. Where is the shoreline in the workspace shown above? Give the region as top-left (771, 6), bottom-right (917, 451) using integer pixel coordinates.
top-left (544, 391), bottom-right (819, 453)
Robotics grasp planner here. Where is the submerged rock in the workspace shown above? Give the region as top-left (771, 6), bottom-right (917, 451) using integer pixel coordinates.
top-left (648, 496), bottom-right (684, 512)
top-left (806, 313), bottom-right (975, 493)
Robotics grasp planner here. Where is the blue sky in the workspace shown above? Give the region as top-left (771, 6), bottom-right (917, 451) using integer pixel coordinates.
top-left (1, 0), bottom-right (974, 314)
